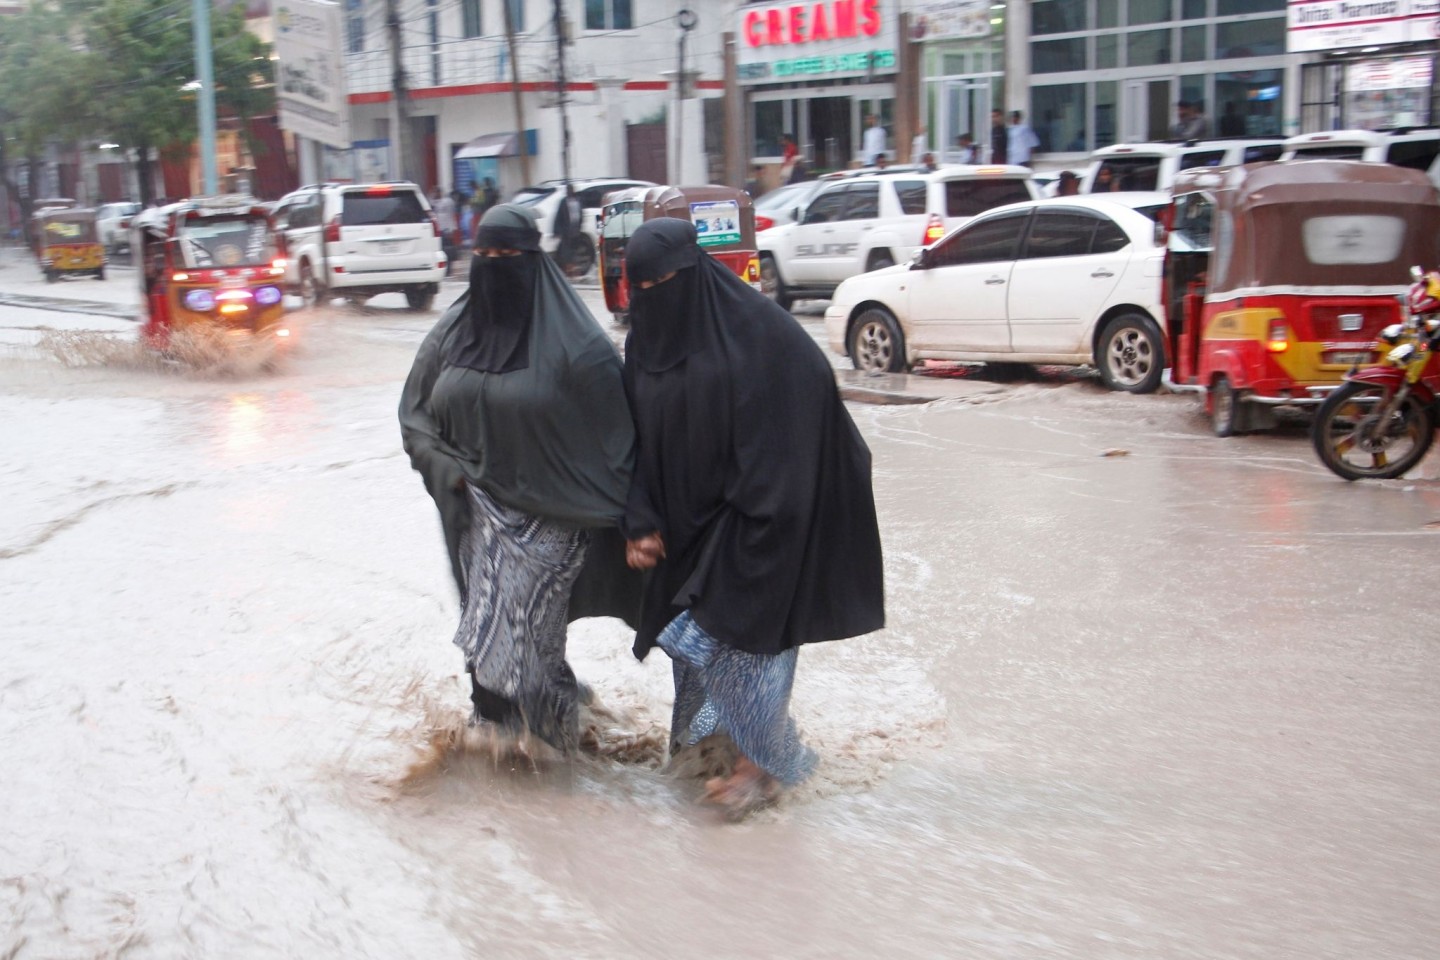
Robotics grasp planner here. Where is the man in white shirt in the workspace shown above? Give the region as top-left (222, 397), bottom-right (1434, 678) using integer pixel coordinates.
top-left (862, 114), bottom-right (887, 165)
top-left (910, 124), bottom-right (928, 164)
top-left (1007, 110), bottom-right (1041, 167)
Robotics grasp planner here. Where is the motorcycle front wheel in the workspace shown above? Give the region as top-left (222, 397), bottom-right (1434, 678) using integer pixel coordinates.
top-left (1311, 380), bottom-right (1437, 481)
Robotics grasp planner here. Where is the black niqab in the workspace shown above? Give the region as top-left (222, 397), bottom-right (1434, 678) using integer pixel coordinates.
top-left (447, 206), bottom-right (542, 373)
top-left (621, 217), bottom-right (885, 658)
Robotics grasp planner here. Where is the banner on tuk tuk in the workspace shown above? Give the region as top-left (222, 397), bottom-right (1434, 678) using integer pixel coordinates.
top-left (274, 0), bottom-right (352, 149)
top-left (690, 200), bottom-right (742, 248)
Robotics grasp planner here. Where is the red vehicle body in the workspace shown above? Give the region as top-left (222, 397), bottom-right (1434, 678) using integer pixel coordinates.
top-left (598, 185), bottom-right (760, 324)
top-left (1162, 161), bottom-right (1440, 435)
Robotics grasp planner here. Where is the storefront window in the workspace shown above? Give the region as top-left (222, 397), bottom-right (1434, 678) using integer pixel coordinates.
top-left (1097, 0), bottom-right (1119, 28)
top-left (1095, 81), bottom-right (1118, 148)
top-left (1033, 0), bottom-right (1088, 35)
top-left (1215, 18), bottom-right (1283, 58)
top-left (754, 101), bottom-right (784, 158)
top-left (1216, 75), bottom-right (1283, 135)
top-left (809, 98), bottom-right (853, 171)
top-left (1182, 0), bottom-right (1208, 18)
top-left (1181, 25), bottom-right (1206, 61)
top-left (1342, 57), bottom-right (1434, 130)
top-left (1129, 29), bottom-right (1173, 66)
top-left (1097, 33), bottom-right (1119, 69)
top-left (1033, 83), bottom-right (1088, 152)
top-left (1216, 0), bottom-right (1283, 13)
top-left (1033, 38), bottom-right (1087, 73)
top-left (1128, 0), bottom-right (1172, 26)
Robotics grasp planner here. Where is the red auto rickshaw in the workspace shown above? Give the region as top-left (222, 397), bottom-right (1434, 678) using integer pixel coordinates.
top-left (132, 195), bottom-right (291, 350)
top-left (1162, 160), bottom-right (1440, 435)
top-left (598, 185), bottom-right (759, 324)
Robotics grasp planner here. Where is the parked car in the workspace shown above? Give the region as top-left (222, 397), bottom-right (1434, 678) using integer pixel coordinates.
top-left (271, 181), bottom-right (447, 310)
top-left (759, 164), bottom-right (1039, 308)
top-left (824, 193), bottom-right (1170, 392)
top-left (752, 180), bottom-right (826, 231)
top-left (1081, 138), bottom-right (1285, 194)
top-left (96, 201), bottom-right (141, 253)
top-left (510, 177), bottom-right (656, 270)
top-left (1280, 128), bottom-right (1440, 186)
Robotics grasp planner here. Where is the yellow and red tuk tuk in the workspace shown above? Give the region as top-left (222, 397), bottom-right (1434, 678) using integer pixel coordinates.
top-left (1163, 160), bottom-right (1440, 435)
top-left (132, 195), bottom-right (290, 349)
top-left (31, 199), bottom-right (106, 282)
top-left (599, 185), bottom-right (759, 324)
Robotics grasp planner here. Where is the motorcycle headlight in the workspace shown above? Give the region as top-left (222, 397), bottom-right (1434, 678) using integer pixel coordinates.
top-left (184, 289), bottom-right (216, 311)
top-left (254, 285), bottom-right (282, 306)
top-left (1387, 342), bottom-right (1417, 364)
top-left (1380, 323), bottom-right (1404, 344)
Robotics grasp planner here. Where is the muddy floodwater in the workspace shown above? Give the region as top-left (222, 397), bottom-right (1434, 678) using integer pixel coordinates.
top-left (2, 294), bottom-right (1438, 959)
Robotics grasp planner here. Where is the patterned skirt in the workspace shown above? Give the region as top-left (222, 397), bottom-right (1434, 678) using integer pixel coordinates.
top-left (659, 611), bottom-right (818, 786)
top-left (453, 482), bottom-right (588, 753)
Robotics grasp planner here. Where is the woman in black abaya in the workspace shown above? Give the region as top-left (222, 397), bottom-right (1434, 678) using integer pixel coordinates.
top-left (399, 204), bottom-right (639, 754)
top-left (621, 218), bottom-right (885, 815)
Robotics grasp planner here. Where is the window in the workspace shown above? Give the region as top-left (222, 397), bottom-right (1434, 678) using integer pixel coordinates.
top-left (754, 101), bottom-right (784, 158)
top-left (1302, 215), bottom-right (1405, 264)
top-left (1022, 212), bottom-right (1096, 259)
top-left (585, 0), bottom-right (632, 30)
top-left (801, 188), bottom-right (848, 225)
top-left (931, 212), bottom-right (1030, 267)
top-left (1215, 17), bottom-right (1283, 57)
top-left (1032, 38), bottom-right (1086, 74)
top-left (345, 0), bottom-right (364, 53)
top-left (1033, 83), bottom-right (1087, 153)
top-left (505, 0), bottom-right (525, 31)
top-left (1093, 158), bottom-right (1162, 191)
top-left (1128, 0), bottom-right (1172, 24)
top-left (1291, 145), bottom-right (1365, 161)
top-left (1178, 150), bottom-right (1225, 170)
top-left (841, 184), bottom-right (880, 220)
top-left (1129, 28), bottom-right (1172, 66)
top-left (1387, 140), bottom-right (1440, 172)
top-left (1180, 24), bottom-right (1206, 61)
top-left (341, 191), bottom-right (429, 226)
top-left (1242, 144), bottom-right (1283, 162)
top-left (1033, 0), bottom-right (1087, 35)
top-left (1169, 194), bottom-right (1212, 251)
top-left (943, 179), bottom-right (1033, 218)
top-left (461, 0), bottom-right (481, 37)
top-left (894, 180), bottom-right (928, 216)
top-left (1096, 33), bottom-right (1118, 69)
top-left (1092, 217), bottom-right (1132, 253)
top-left (1217, 0), bottom-right (1283, 13)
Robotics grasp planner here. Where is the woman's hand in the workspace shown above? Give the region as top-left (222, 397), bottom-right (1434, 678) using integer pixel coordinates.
top-left (625, 533), bottom-right (666, 570)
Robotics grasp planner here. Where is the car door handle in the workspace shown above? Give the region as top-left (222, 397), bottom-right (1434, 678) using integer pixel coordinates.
top-left (984, 276), bottom-right (1005, 285)
top-left (1091, 269), bottom-right (1115, 278)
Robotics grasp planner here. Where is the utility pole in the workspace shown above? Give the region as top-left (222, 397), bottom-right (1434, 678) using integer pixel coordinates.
top-left (553, 0), bottom-right (572, 187)
top-left (386, 0), bottom-right (411, 182)
top-left (192, 0), bottom-right (217, 194)
top-left (503, 0), bottom-right (530, 185)
top-left (673, 10), bottom-right (697, 184)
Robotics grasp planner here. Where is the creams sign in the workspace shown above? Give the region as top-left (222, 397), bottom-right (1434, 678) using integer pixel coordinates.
top-left (737, 0), bottom-right (897, 83)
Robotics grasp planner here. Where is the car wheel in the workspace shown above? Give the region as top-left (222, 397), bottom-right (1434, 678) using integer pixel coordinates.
top-left (1209, 375), bottom-right (1243, 437)
top-left (95, 267), bottom-right (105, 281)
top-left (299, 262), bottom-right (326, 308)
top-left (1097, 312), bottom-right (1164, 393)
top-left (404, 287), bottom-right (436, 311)
top-left (849, 307), bottom-right (908, 373)
top-left (759, 255), bottom-right (792, 310)
top-left (44, 269), bottom-right (57, 284)
top-left (867, 252), bottom-right (895, 271)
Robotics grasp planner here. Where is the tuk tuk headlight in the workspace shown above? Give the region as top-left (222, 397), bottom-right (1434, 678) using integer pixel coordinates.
top-left (1380, 323), bottom-right (1404, 344)
top-left (254, 285), bottom-right (282, 306)
top-left (184, 289), bottom-right (216, 311)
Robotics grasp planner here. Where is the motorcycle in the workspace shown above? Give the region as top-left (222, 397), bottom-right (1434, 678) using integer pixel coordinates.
top-left (1311, 267), bottom-right (1440, 481)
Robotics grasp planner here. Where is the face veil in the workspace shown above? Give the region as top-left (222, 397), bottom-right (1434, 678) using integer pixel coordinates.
top-left (447, 204), bottom-right (544, 373)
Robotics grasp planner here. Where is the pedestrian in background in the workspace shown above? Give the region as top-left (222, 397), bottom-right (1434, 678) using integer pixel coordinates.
top-left (399, 204), bottom-right (640, 754)
top-left (911, 123), bottom-right (929, 164)
top-left (951, 133), bottom-right (976, 164)
top-left (431, 186), bottom-right (458, 275)
top-left (1172, 100), bottom-right (1211, 140)
top-left (989, 109), bottom-right (1008, 164)
top-left (620, 218), bottom-right (885, 819)
top-left (1008, 110), bottom-right (1041, 167)
top-left (1057, 170), bottom-right (1081, 196)
top-left (863, 113), bottom-right (887, 165)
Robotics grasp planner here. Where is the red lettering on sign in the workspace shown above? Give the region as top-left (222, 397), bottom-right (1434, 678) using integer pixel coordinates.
top-left (810, 2), bottom-right (831, 40)
top-left (861, 0), bottom-right (880, 36)
top-left (744, 10), bottom-right (764, 46)
top-left (788, 4), bottom-right (806, 42)
top-left (833, 0), bottom-right (857, 38)
top-left (766, 8), bottom-right (783, 44)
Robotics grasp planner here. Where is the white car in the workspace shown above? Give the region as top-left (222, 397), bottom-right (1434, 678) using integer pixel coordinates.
top-left (760, 165), bottom-right (1039, 308)
top-left (511, 177), bottom-right (656, 272)
top-left (824, 194), bottom-right (1169, 392)
top-left (1281, 128), bottom-right (1440, 187)
top-left (272, 181), bottom-right (447, 310)
top-left (752, 180), bottom-right (825, 232)
top-left (1081, 139), bottom-right (1284, 193)
top-left (96, 201), bottom-right (141, 253)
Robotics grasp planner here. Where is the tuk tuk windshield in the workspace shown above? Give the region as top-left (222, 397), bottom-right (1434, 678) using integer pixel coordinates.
top-left (177, 214), bottom-right (276, 268)
top-left (601, 201), bottom-right (642, 239)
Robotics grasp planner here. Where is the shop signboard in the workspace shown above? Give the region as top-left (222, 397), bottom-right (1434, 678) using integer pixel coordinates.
top-left (909, 0), bottom-right (991, 40)
top-left (274, 0), bottom-right (351, 149)
top-left (1344, 55), bottom-right (1434, 90)
top-left (1287, 0), bottom-right (1440, 52)
top-left (737, 0), bottom-right (897, 84)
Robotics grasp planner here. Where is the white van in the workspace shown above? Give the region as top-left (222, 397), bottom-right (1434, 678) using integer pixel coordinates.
top-left (1081, 139), bottom-right (1285, 194)
top-left (1280, 129), bottom-right (1440, 186)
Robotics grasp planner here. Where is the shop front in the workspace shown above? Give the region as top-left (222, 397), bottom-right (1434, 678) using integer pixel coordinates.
top-left (1290, 0), bottom-right (1439, 131)
top-left (737, 0), bottom-right (902, 172)
top-left (915, 0), bottom-right (1006, 162)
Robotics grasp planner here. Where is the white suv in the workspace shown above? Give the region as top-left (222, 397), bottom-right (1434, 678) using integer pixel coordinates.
top-left (1281, 128), bottom-right (1440, 186)
top-left (759, 166), bottom-right (1039, 308)
top-left (1081, 139), bottom-right (1284, 193)
top-left (96, 201), bottom-right (141, 253)
top-left (272, 181), bottom-right (447, 310)
top-left (511, 177), bottom-right (656, 273)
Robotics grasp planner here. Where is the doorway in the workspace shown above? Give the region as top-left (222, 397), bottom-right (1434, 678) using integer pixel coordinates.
top-left (808, 97), bottom-right (853, 173)
top-left (1123, 78), bottom-right (1173, 142)
top-left (938, 80), bottom-right (989, 161)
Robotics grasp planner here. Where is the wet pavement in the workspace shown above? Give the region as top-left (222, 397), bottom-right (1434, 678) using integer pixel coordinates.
top-left (2, 247), bottom-right (1439, 959)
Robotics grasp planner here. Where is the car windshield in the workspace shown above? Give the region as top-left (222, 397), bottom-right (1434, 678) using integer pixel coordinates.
top-left (1092, 158), bottom-right (1162, 191)
top-left (341, 190), bottom-right (428, 225)
top-left (177, 214), bottom-right (276, 267)
top-left (512, 186), bottom-right (556, 206)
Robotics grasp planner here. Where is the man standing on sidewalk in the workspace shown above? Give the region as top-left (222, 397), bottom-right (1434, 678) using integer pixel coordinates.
top-left (1007, 111), bottom-right (1040, 168)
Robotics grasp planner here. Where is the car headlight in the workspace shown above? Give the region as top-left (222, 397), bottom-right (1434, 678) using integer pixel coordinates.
top-left (184, 289), bottom-right (216, 311)
top-left (253, 285), bottom-right (282, 306)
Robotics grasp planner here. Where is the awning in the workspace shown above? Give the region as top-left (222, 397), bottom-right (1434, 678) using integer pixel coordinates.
top-left (455, 132), bottom-right (520, 159)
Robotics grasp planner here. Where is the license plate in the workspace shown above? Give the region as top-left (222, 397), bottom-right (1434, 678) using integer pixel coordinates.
top-left (377, 240), bottom-right (400, 254)
top-left (1328, 350), bottom-right (1372, 364)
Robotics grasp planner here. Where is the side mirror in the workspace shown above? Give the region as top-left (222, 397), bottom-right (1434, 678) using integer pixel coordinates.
top-left (912, 247), bottom-right (931, 269)
top-left (792, 206), bottom-right (803, 222)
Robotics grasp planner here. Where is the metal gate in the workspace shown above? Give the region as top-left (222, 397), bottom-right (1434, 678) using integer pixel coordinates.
top-left (627, 123), bottom-right (667, 183)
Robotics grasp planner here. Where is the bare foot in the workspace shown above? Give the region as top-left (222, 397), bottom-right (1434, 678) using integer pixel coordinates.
top-left (700, 756), bottom-right (781, 819)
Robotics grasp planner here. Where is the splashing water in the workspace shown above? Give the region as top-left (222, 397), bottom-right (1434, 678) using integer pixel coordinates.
top-left (35, 324), bottom-right (293, 379)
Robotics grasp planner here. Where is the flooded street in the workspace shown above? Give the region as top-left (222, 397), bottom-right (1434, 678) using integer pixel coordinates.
top-left (2, 263), bottom-right (1438, 958)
